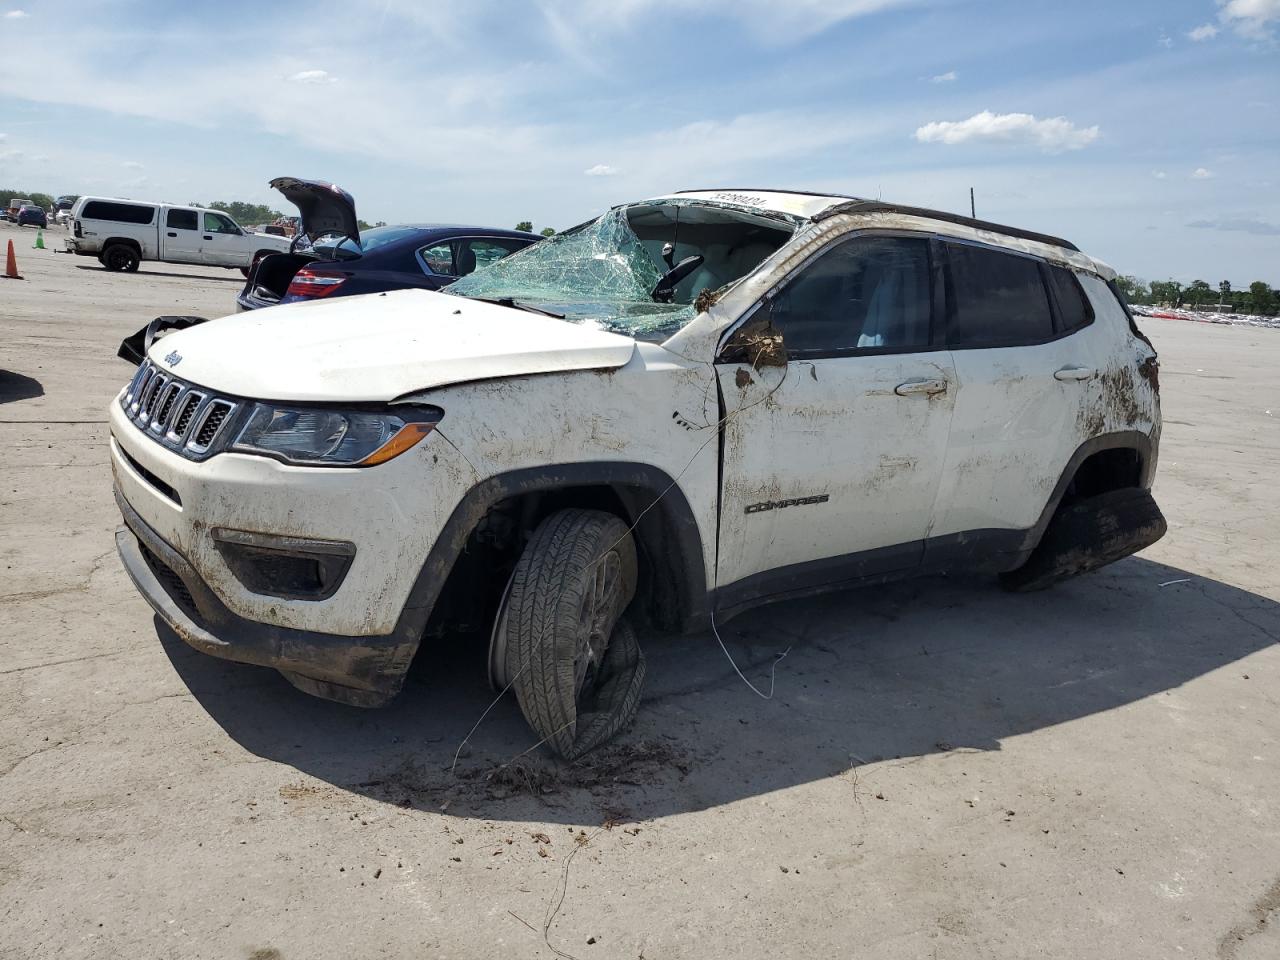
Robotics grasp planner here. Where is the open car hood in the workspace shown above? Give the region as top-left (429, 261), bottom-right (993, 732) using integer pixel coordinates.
top-left (138, 289), bottom-right (639, 403)
top-left (269, 176), bottom-right (359, 245)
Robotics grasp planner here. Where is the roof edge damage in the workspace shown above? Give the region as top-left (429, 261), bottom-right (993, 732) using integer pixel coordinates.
top-left (660, 188), bottom-right (1103, 276)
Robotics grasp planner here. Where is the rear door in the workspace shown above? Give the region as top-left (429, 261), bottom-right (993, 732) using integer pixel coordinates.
top-left (714, 233), bottom-right (957, 596)
top-left (200, 211), bottom-right (248, 267)
top-left (161, 208), bottom-right (202, 262)
top-left (926, 241), bottom-right (1106, 556)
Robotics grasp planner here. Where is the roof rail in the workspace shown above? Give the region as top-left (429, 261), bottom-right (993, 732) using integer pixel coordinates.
top-left (815, 200), bottom-right (1079, 252)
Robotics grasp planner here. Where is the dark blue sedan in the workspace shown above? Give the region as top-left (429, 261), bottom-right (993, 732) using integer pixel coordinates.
top-left (16, 205), bottom-right (47, 228)
top-left (236, 177), bottom-right (538, 310)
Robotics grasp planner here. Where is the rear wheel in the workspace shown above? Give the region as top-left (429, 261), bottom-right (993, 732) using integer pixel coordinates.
top-left (493, 509), bottom-right (644, 760)
top-left (1000, 487), bottom-right (1166, 593)
top-left (102, 243), bottom-right (139, 272)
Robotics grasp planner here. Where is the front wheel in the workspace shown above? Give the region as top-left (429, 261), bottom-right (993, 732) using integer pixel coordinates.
top-left (493, 509), bottom-right (644, 760)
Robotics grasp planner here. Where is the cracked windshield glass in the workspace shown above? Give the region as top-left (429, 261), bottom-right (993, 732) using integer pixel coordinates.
top-left (447, 202), bottom-right (795, 342)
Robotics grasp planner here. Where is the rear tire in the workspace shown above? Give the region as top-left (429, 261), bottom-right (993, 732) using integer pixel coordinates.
top-left (497, 509), bottom-right (644, 760)
top-left (102, 243), bottom-right (139, 272)
top-left (1000, 487), bottom-right (1166, 593)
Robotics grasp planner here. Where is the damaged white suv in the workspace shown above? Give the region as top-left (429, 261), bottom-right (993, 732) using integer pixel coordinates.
top-left (111, 189), bottom-right (1165, 758)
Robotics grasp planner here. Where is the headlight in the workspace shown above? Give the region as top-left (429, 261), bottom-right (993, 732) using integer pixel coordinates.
top-left (232, 404), bottom-right (442, 467)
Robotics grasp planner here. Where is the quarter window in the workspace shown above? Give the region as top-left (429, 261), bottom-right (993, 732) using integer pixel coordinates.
top-left (1045, 265), bottom-right (1093, 334)
top-left (766, 235), bottom-right (933, 356)
top-left (945, 243), bottom-right (1054, 347)
top-left (166, 209), bottom-right (198, 230)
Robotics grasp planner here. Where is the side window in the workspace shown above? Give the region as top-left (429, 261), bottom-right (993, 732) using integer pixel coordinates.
top-left (1044, 265), bottom-right (1093, 334)
top-left (166, 209), bottom-right (198, 230)
top-left (419, 241), bottom-right (455, 276)
top-left (944, 243), bottom-right (1053, 348)
top-left (462, 238), bottom-right (524, 274)
top-left (82, 201), bottom-right (155, 224)
top-left (767, 235), bottom-right (933, 356)
top-left (203, 212), bottom-right (239, 234)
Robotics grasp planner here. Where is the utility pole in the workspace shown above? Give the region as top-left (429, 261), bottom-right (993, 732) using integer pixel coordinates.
top-left (970, 187), bottom-right (976, 219)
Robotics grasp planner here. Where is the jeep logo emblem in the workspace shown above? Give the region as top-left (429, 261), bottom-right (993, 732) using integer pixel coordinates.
top-left (163, 350), bottom-right (183, 367)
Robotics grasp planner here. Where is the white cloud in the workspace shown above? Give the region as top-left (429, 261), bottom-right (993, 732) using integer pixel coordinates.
top-left (914, 110), bottom-right (1100, 152)
top-left (1192, 167), bottom-right (1215, 179)
top-left (122, 160), bottom-right (144, 169)
top-left (1219, 0), bottom-right (1280, 38)
top-left (929, 70), bottom-right (957, 83)
top-left (288, 69), bottom-right (336, 84)
top-left (4, 10), bottom-right (29, 18)
top-left (1153, 170), bottom-right (1167, 179)
top-left (1188, 23), bottom-right (1220, 40)
top-left (583, 164), bottom-right (617, 176)
top-left (1157, 31), bottom-right (1174, 47)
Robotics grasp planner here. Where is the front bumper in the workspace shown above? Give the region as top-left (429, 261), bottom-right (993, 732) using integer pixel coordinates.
top-left (115, 485), bottom-right (414, 706)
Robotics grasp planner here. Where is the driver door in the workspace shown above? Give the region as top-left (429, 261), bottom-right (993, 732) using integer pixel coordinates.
top-left (200, 211), bottom-right (246, 267)
top-left (714, 233), bottom-right (956, 602)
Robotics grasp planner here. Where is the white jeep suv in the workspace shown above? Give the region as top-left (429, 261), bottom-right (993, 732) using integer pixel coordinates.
top-left (111, 189), bottom-right (1165, 758)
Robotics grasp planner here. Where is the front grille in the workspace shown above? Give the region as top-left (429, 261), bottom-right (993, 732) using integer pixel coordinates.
top-left (120, 359), bottom-right (242, 461)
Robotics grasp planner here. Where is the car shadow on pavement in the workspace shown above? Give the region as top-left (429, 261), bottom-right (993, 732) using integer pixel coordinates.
top-left (73, 264), bottom-right (244, 283)
top-left (154, 556), bottom-right (1279, 825)
top-left (0, 369), bottom-right (44, 404)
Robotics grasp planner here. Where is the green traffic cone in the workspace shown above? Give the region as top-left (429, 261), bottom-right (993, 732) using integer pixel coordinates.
top-left (33, 229), bottom-right (45, 250)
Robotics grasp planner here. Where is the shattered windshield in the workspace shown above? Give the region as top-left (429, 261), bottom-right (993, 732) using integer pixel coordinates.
top-left (446, 203), bottom-right (795, 343)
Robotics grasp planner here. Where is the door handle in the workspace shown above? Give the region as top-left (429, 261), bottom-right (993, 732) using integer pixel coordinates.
top-left (203, 235), bottom-right (212, 240)
top-left (895, 378), bottom-right (947, 397)
top-left (1054, 366), bottom-right (1096, 382)
top-left (166, 231), bottom-right (177, 237)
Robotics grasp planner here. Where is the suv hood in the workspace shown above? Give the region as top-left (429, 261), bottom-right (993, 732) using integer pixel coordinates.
top-left (146, 289), bottom-right (639, 402)
top-left (270, 176), bottom-right (359, 245)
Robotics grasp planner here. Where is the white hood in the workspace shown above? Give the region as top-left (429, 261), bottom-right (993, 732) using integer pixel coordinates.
top-left (148, 289), bottom-right (638, 402)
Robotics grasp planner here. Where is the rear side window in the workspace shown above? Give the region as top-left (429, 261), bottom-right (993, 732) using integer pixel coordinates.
top-left (767, 235), bottom-right (934, 356)
top-left (1045, 265), bottom-right (1093, 334)
top-left (166, 209), bottom-right (197, 230)
top-left (81, 200), bottom-right (155, 225)
top-left (945, 243), bottom-right (1053, 347)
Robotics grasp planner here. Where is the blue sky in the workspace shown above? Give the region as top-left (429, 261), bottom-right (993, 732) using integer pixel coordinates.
top-left (1, 0), bottom-right (1277, 284)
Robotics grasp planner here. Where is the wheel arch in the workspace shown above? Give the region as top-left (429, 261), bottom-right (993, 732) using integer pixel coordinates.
top-left (396, 462), bottom-right (710, 660)
top-left (1018, 430), bottom-right (1157, 558)
top-left (103, 237), bottom-right (143, 255)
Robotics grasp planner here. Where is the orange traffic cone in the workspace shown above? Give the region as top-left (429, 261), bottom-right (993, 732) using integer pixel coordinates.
top-left (3, 239), bottom-right (22, 280)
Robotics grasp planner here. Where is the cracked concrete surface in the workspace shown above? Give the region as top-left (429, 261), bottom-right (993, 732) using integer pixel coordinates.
top-left (1, 220), bottom-right (1279, 959)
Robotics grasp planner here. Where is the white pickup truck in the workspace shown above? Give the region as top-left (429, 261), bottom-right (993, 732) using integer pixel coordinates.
top-left (66, 197), bottom-right (292, 273)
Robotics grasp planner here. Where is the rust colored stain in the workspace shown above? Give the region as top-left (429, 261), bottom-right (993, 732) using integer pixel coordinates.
top-left (1138, 356), bottom-right (1160, 393)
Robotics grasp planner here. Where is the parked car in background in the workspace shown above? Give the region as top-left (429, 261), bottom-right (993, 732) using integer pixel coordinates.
top-left (111, 188), bottom-right (1164, 759)
top-left (66, 196), bottom-right (292, 272)
top-left (16, 205), bottom-right (47, 228)
top-left (236, 177), bottom-right (537, 310)
top-left (5, 198), bottom-right (34, 222)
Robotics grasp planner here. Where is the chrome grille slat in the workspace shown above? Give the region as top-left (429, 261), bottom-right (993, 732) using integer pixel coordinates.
top-left (168, 391), bottom-right (205, 441)
top-left (151, 382), bottom-right (182, 432)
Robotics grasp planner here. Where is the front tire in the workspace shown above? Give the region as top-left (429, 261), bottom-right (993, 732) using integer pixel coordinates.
top-left (496, 509), bottom-right (644, 760)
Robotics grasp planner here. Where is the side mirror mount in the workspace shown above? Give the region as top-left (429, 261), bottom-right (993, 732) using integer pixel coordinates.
top-left (651, 255), bottom-right (704, 304)
top-left (719, 301), bottom-right (788, 369)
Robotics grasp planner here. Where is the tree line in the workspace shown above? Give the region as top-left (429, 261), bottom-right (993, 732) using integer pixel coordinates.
top-left (1116, 276), bottom-right (1277, 316)
top-left (515, 221), bottom-right (557, 237)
